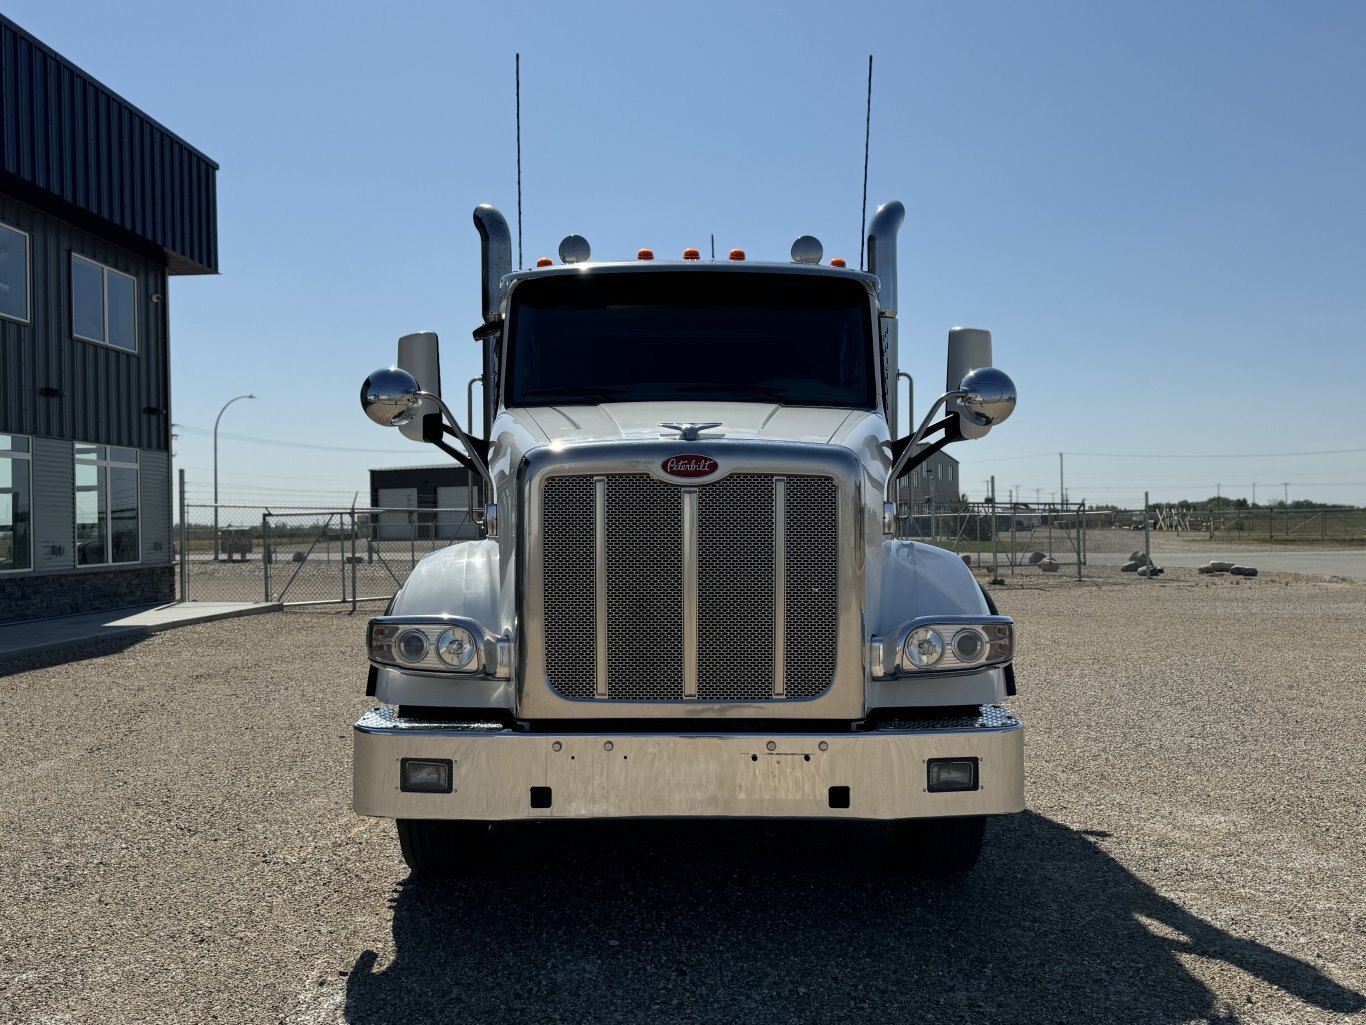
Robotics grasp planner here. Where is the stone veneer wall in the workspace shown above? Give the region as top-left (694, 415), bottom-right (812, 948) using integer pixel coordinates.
top-left (0, 566), bottom-right (175, 624)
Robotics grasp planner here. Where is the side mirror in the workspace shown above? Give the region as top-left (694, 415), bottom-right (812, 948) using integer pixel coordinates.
top-left (957, 367), bottom-right (1017, 427)
top-left (360, 367), bottom-right (420, 427)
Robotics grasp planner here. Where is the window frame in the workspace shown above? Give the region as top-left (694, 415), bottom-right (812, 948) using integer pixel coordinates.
top-left (71, 253), bottom-right (138, 353)
top-left (0, 221), bottom-right (32, 325)
top-left (0, 434), bottom-right (32, 574)
top-left (74, 443), bottom-right (141, 568)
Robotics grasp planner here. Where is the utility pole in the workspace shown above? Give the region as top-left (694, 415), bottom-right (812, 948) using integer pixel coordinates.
top-left (1283, 482), bottom-right (1289, 507)
top-left (1059, 453), bottom-right (1065, 508)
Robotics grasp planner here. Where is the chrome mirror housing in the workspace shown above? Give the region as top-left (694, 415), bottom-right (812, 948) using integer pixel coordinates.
top-left (957, 367), bottom-right (1016, 427)
top-left (360, 367), bottom-right (421, 427)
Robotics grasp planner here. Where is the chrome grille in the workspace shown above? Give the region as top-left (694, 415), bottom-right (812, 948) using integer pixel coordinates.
top-left (542, 478), bottom-right (597, 698)
top-left (604, 475), bottom-right (683, 700)
top-left (698, 474), bottom-right (775, 701)
top-left (784, 477), bottom-right (840, 698)
top-left (541, 472), bottom-right (839, 702)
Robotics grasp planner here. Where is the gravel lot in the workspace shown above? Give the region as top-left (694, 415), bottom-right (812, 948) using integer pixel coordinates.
top-left (3, 568), bottom-right (1363, 1024)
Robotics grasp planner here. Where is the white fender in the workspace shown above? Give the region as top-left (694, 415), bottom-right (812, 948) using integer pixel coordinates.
top-left (375, 539), bottom-right (513, 709)
top-left (866, 540), bottom-right (1007, 709)
top-left (390, 539), bottom-right (500, 624)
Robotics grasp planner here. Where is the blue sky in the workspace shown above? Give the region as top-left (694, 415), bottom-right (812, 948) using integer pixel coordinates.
top-left (9, 0), bottom-right (1365, 510)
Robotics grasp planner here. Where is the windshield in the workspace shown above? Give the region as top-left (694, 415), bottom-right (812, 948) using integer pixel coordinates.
top-left (504, 271), bottom-right (876, 408)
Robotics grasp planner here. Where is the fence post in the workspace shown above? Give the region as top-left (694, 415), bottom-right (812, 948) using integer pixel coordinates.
top-left (350, 509), bottom-right (358, 613)
top-left (178, 468), bottom-right (188, 601)
top-left (1080, 500), bottom-right (1087, 574)
top-left (262, 512), bottom-right (271, 603)
top-left (410, 511), bottom-right (416, 570)
top-left (1269, 505), bottom-right (1274, 540)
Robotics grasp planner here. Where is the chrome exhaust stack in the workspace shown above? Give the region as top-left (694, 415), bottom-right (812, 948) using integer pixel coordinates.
top-left (867, 201), bottom-right (906, 430)
top-left (473, 204), bottom-right (512, 324)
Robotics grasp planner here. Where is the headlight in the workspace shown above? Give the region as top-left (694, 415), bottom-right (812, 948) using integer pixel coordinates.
top-left (396, 630), bottom-right (428, 663)
top-left (904, 627), bottom-right (945, 668)
top-left (435, 626), bottom-right (477, 669)
top-left (368, 617), bottom-right (486, 674)
top-left (892, 617), bottom-right (1013, 674)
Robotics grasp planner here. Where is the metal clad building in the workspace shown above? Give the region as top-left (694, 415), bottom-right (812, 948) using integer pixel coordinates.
top-left (368, 465), bottom-right (477, 542)
top-left (0, 15), bottom-right (217, 623)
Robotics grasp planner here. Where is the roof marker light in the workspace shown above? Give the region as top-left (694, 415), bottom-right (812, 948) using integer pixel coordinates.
top-left (637, 248), bottom-right (655, 261)
top-left (831, 258), bottom-right (847, 268)
top-left (728, 249), bottom-right (746, 262)
top-left (683, 248), bottom-right (701, 261)
top-left (535, 257), bottom-right (553, 268)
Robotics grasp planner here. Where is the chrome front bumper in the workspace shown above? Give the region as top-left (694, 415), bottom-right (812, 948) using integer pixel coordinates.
top-left (353, 706), bottom-right (1024, 821)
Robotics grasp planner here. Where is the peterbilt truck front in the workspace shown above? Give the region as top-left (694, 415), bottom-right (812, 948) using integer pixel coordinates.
top-left (354, 201), bottom-right (1022, 877)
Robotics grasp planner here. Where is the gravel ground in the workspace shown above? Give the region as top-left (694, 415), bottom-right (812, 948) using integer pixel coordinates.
top-left (2, 569), bottom-right (1363, 1024)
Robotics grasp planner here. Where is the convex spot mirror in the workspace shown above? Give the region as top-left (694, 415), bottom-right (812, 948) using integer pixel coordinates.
top-left (957, 367), bottom-right (1016, 427)
top-left (361, 367), bottom-right (420, 427)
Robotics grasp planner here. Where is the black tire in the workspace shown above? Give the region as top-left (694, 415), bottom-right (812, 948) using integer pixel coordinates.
top-left (892, 816), bottom-right (986, 875)
top-left (396, 819), bottom-right (491, 878)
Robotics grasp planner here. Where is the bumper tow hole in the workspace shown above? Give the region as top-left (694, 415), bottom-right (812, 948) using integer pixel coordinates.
top-left (530, 786), bottom-right (552, 809)
top-left (828, 786), bottom-right (851, 809)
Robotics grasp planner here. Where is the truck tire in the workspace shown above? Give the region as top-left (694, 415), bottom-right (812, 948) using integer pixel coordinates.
top-left (396, 819), bottom-right (491, 877)
top-left (892, 816), bottom-right (986, 875)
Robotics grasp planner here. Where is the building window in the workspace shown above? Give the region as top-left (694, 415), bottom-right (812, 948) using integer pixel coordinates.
top-left (72, 254), bottom-right (137, 352)
top-left (0, 434), bottom-right (31, 572)
top-left (75, 444), bottom-right (139, 565)
top-left (0, 223), bottom-right (30, 323)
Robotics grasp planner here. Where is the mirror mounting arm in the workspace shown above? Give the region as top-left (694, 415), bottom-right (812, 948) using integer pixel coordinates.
top-left (412, 389), bottom-right (495, 498)
top-left (884, 390), bottom-right (965, 508)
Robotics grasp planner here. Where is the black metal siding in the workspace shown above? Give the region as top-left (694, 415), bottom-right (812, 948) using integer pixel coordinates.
top-left (0, 16), bottom-right (217, 275)
top-left (0, 193), bottom-right (169, 450)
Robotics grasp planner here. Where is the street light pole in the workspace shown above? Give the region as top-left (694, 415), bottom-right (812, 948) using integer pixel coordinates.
top-left (213, 394), bottom-right (256, 561)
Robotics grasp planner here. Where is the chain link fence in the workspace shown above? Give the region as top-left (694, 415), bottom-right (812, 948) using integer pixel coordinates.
top-left (892, 496), bottom-right (1088, 577)
top-left (177, 503), bottom-right (478, 605)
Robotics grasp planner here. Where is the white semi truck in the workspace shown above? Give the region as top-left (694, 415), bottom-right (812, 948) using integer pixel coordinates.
top-left (354, 201), bottom-right (1022, 876)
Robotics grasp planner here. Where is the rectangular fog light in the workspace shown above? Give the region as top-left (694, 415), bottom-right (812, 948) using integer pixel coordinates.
top-left (400, 758), bottom-right (452, 793)
top-left (927, 758), bottom-right (978, 793)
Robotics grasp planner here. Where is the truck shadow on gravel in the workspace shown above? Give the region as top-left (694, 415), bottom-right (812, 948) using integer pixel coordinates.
top-left (344, 811), bottom-right (1362, 1024)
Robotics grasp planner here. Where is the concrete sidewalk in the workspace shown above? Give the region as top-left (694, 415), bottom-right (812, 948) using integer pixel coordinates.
top-left (0, 601), bottom-right (282, 664)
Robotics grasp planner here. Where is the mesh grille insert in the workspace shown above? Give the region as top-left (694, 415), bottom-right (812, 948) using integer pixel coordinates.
top-left (541, 471), bottom-right (838, 702)
top-left (542, 478), bottom-right (596, 699)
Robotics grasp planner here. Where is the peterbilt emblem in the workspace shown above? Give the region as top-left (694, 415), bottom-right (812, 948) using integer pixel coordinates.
top-left (661, 455), bottom-right (718, 478)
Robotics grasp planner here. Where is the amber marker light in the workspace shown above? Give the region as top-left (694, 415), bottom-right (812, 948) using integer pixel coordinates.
top-left (831, 258), bottom-right (847, 268)
top-left (535, 257), bottom-right (553, 267)
top-left (683, 248), bottom-right (701, 261)
top-left (728, 249), bottom-right (746, 261)
top-left (637, 248), bottom-right (655, 261)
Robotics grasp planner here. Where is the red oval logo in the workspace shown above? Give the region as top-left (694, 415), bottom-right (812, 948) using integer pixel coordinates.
top-left (661, 454), bottom-right (718, 479)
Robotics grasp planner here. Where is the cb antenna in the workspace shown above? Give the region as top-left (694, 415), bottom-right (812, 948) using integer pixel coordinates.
top-left (515, 53), bottom-right (524, 270)
top-left (859, 54), bottom-right (873, 270)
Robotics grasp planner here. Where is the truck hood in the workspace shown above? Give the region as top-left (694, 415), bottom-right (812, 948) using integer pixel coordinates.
top-left (517, 402), bottom-right (863, 446)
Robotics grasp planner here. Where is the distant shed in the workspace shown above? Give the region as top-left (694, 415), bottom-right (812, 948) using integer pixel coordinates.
top-left (368, 464), bottom-right (477, 541)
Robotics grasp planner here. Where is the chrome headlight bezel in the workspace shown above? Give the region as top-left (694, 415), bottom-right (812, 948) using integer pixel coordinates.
top-left (885, 615), bottom-right (1013, 677)
top-left (367, 615), bottom-right (509, 678)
